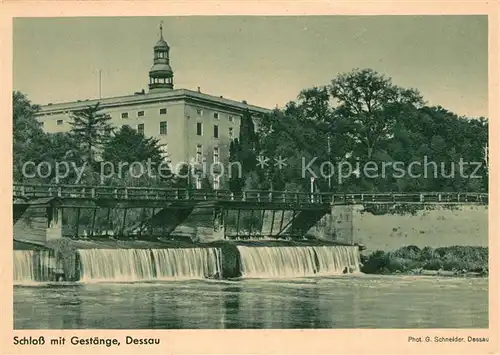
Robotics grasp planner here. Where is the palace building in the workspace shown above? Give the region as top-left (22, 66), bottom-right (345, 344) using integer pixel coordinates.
top-left (35, 24), bottom-right (271, 189)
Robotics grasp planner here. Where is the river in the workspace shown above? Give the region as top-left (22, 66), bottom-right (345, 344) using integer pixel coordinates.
top-left (14, 275), bottom-right (488, 329)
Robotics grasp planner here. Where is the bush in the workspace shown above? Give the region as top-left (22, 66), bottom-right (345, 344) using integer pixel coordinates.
top-left (392, 245), bottom-right (421, 260)
top-left (362, 246), bottom-right (488, 275)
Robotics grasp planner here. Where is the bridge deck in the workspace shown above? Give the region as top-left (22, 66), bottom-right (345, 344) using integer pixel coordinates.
top-left (13, 184), bottom-right (488, 206)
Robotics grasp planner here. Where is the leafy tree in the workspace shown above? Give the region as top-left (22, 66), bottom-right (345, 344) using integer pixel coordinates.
top-left (101, 125), bottom-right (172, 185)
top-left (13, 91), bottom-right (45, 182)
top-left (173, 163), bottom-right (195, 189)
top-left (69, 103), bottom-right (113, 166)
top-left (330, 68), bottom-right (424, 159)
top-left (252, 69), bottom-right (487, 193)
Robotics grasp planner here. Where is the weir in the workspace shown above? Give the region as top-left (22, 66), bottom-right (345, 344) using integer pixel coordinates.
top-left (78, 248), bottom-right (222, 282)
top-left (13, 250), bottom-right (53, 284)
top-left (237, 245), bottom-right (361, 278)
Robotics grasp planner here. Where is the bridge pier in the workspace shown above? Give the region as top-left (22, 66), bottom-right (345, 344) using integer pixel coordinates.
top-left (306, 205), bottom-right (354, 244)
top-left (14, 198), bottom-right (63, 245)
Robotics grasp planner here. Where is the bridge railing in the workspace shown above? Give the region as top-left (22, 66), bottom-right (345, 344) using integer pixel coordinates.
top-left (13, 184), bottom-right (488, 204)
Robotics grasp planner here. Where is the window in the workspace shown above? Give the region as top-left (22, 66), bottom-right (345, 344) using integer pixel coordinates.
top-left (213, 147), bottom-right (219, 164)
top-left (137, 123), bottom-right (144, 135)
top-left (137, 111), bottom-right (145, 117)
top-left (228, 115), bottom-right (234, 123)
top-left (196, 109), bottom-right (203, 116)
top-left (160, 108), bottom-right (167, 115)
top-left (40, 121), bottom-right (44, 127)
top-left (213, 124), bottom-right (219, 138)
top-left (213, 112), bottom-right (219, 119)
top-left (213, 175), bottom-right (220, 190)
top-left (57, 120), bottom-right (63, 125)
top-left (121, 112), bottom-right (129, 119)
top-left (196, 144), bottom-right (203, 163)
top-left (195, 176), bottom-right (202, 190)
top-left (196, 122), bottom-right (203, 136)
top-left (159, 121), bottom-right (168, 135)
top-left (229, 127), bottom-right (234, 139)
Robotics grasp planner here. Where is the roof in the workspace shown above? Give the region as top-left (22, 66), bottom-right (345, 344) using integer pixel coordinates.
top-left (149, 63), bottom-right (173, 74)
top-left (37, 89), bottom-right (272, 116)
top-left (154, 38), bottom-right (169, 49)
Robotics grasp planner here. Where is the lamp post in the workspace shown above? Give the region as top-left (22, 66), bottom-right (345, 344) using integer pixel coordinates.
top-left (310, 177), bottom-right (315, 203)
top-left (327, 135), bottom-right (331, 190)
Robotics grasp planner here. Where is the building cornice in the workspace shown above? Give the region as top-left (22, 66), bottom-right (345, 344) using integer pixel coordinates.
top-left (36, 89), bottom-right (271, 117)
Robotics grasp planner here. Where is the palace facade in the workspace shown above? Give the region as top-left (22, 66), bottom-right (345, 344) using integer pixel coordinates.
top-left (35, 25), bottom-right (271, 189)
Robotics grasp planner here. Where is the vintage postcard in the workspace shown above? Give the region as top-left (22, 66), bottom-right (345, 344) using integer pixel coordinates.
top-left (1, 1), bottom-right (498, 354)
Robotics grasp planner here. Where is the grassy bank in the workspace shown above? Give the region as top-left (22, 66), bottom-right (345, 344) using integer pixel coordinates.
top-left (360, 245), bottom-right (488, 276)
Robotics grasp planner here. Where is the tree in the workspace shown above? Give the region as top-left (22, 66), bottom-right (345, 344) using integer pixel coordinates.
top-left (296, 86), bottom-right (332, 122)
top-left (330, 68), bottom-right (424, 159)
top-left (173, 163), bottom-right (195, 189)
top-left (227, 110), bottom-right (262, 192)
top-left (238, 108), bottom-right (260, 174)
top-left (69, 103), bottom-right (113, 166)
top-left (13, 91), bottom-right (45, 182)
top-left (101, 125), bottom-right (171, 185)
top-left (228, 139), bottom-right (244, 192)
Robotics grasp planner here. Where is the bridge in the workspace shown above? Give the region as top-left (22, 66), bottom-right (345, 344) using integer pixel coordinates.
top-left (13, 184), bottom-right (488, 246)
top-left (13, 184), bottom-right (489, 205)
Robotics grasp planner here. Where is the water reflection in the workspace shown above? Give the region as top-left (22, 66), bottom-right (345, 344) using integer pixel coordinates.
top-left (14, 276), bottom-right (488, 329)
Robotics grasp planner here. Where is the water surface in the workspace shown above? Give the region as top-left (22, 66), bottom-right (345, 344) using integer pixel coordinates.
top-left (14, 275), bottom-right (488, 329)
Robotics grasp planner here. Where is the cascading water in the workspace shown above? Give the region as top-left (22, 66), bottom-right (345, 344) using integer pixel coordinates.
top-left (79, 249), bottom-right (155, 282)
top-left (14, 250), bottom-right (53, 284)
top-left (313, 246), bottom-right (361, 275)
top-left (151, 248), bottom-right (222, 279)
top-left (78, 248), bottom-right (222, 282)
top-left (237, 245), bottom-right (361, 278)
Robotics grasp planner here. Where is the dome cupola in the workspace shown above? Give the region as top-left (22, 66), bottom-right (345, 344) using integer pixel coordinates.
top-left (148, 22), bottom-right (174, 92)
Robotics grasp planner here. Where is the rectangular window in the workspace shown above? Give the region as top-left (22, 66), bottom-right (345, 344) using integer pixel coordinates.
top-left (121, 112), bottom-right (129, 119)
top-left (213, 175), bottom-right (220, 190)
top-left (229, 127), bottom-right (234, 139)
top-left (137, 111), bottom-right (145, 117)
top-left (228, 115), bottom-right (234, 123)
top-left (213, 112), bottom-right (219, 119)
top-left (160, 108), bottom-right (167, 115)
top-left (196, 109), bottom-right (203, 116)
top-left (159, 121), bottom-right (168, 135)
top-left (57, 119), bottom-right (63, 125)
top-left (196, 122), bottom-right (203, 136)
top-left (195, 176), bottom-right (202, 190)
top-left (213, 124), bottom-right (219, 138)
top-left (196, 144), bottom-right (203, 163)
top-left (137, 123), bottom-right (144, 135)
top-left (213, 147), bottom-right (219, 164)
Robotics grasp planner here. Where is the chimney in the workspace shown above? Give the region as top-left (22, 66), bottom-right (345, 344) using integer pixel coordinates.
top-left (242, 100), bottom-right (247, 104)
top-left (197, 86), bottom-right (201, 93)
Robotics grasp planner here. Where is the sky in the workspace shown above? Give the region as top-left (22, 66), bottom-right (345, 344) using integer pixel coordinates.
top-left (13, 16), bottom-right (488, 117)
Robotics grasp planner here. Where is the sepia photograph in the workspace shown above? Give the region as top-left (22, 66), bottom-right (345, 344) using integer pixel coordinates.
top-left (11, 14), bottom-right (490, 334)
